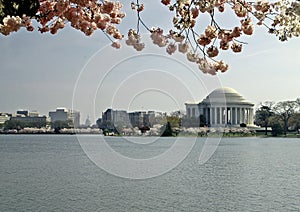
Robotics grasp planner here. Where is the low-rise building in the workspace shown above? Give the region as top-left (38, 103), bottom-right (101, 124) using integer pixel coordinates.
top-left (10, 116), bottom-right (47, 128)
top-left (0, 113), bottom-right (11, 125)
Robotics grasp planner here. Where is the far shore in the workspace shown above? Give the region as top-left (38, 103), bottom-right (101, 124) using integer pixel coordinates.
top-left (1, 131), bottom-right (300, 138)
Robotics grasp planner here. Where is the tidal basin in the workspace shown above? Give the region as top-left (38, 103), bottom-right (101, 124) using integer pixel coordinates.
top-left (0, 135), bottom-right (299, 211)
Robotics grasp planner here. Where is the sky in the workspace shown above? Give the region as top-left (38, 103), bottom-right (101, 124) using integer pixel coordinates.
top-left (0, 1), bottom-right (300, 124)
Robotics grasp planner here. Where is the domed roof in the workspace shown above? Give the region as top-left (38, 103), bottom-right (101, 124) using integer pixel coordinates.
top-left (201, 87), bottom-right (254, 106)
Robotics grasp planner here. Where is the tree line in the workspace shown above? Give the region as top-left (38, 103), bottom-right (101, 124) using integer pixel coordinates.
top-left (254, 98), bottom-right (300, 136)
top-left (2, 119), bottom-right (74, 133)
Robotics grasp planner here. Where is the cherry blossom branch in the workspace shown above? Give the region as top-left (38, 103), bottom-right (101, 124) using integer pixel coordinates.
top-left (0, 0), bottom-right (299, 75)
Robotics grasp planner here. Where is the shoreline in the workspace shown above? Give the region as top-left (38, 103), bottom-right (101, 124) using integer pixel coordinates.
top-left (1, 132), bottom-right (299, 138)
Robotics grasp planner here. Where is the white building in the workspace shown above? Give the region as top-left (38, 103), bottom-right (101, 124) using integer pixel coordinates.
top-left (28, 110), bottom-right (40, 117)
top-left (185, 87), bottom-right (255, 127)
top-left (0, 113), bottom-right (10, 125)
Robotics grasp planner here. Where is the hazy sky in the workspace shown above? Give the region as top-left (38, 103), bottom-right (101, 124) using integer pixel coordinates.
top-left (1, 1), bottom-right (299, 124)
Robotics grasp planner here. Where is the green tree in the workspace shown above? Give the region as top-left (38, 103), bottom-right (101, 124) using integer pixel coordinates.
top-left (269, 115), bottom-right (284, 136)
top-left (24, 121), bottom-right (46, 128)
top-left (254, 102), bottom-right (274, 135)
top-left (4, 120), bottom-right (24, 131)
top-left (289, 113), bottom-right (300, 132)
top-left (161, 122), bottom-right (173, 137)
top-left (166, 116), bottom-right (181, 129)
top-left (274, 101), bottom-right (298, 136)
top-left (51, 120), bottom-right (70, 133)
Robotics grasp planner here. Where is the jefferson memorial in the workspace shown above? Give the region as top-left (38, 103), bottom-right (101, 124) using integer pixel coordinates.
top-left (185, 87), bottom-right (255, 127)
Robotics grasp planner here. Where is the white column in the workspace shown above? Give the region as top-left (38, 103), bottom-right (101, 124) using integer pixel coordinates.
top-left (248, 108), bottom-right (250, 125)
top-left (216, 107), bottom-right (219, 125)
top-left (247, 108), bottom-right (250, 124)
top-left (234, 107), bottom-right (237, 125)
top-left (224, 107), bottom-right (228, 125)
top-left (213, 107), bottom-right (215, 125)
top-left (216, 107), bottom-right (218, 125)
top-left (239, 107), bottom-right (242, 124)
top-left (220, 107), bottom-right (224, 124)
top-left (246, 108), bottom-right (249, 124)
top-left (219, 107), bottom-right (222, 125)
top-left (249, 108), bottom-right (253, 125)
top-left (230, 107), bottom-right (233, 125)
top-left (237, 107), bottom-right (240, 124)
top-left (248, 108), bottom-right (251, 124)
top-left (227, 107), bottom-right (230, 125)
top-left (209, 108), bottom-right (211, 125)
top-left (251, 108), bottom-right (254, 125)
top-left (245, 108), bottom-right (247, 124)
top-left (214, 107), bottom-right (217, 125)
top-left (215, 107), bottom-right (218, 125)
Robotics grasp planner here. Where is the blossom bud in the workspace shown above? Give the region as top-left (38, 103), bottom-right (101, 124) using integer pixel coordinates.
top-left (231, 42), bottom-right (242, 53)
top-left (206, 46), bottom-right (219, 57)
top-left (161, 0), bottom-right (171, 6)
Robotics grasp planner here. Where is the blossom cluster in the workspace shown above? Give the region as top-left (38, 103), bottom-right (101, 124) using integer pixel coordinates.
top-left (148, 27), bottom-right (229, 75)
top-left (131, 0), bottom-right (298, 67)
top-left (271, 0), bottom-right (300, 41)
top-left (155, 0), bottom-right (256, 74)
top-left (38, 0), bottom-right (125, 38)
top-left (0, 15), bottom-right (34, 36)
top-left (1, 0), bottom-right (125, 41)
top-left (125, 29), bottom-right (145, 51)
top-left (1, 0), bottom-right (299, 75)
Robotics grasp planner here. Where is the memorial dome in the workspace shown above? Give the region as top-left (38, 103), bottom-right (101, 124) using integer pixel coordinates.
top-left (202, 87), bottom-right (254, 106)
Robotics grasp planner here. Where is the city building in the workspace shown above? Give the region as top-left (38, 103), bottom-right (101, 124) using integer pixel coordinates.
top-left (129, 111), bottom-right (148, 128)
top-left (49, 108), bottom-right (68, 123)
top-left (185, 87), bottom-right (255, 127)
top-left (98, 109), bottom-right (167, 130)
top-left (49, 108), bottom-right (80, 128)
top-left (100, 109), bottom-right (130, 128)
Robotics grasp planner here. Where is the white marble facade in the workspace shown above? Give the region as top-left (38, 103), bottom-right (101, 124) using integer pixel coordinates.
top-left (186, 87), bottom-right (255, 126)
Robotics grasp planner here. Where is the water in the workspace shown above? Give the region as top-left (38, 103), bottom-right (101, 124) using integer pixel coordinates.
top-left (0, 135), bottom-right (300, 211)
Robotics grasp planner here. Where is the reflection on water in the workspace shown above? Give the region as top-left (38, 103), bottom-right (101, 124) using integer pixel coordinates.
top-left (0, 135), bottom-right (299, 211)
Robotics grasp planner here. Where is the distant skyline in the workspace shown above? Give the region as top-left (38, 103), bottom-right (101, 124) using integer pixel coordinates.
top-left (1, 1), bottom-right (299, 123)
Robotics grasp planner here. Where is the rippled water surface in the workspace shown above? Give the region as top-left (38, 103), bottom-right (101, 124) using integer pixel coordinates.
top-left (0, 135), bottom-right (300, 211)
